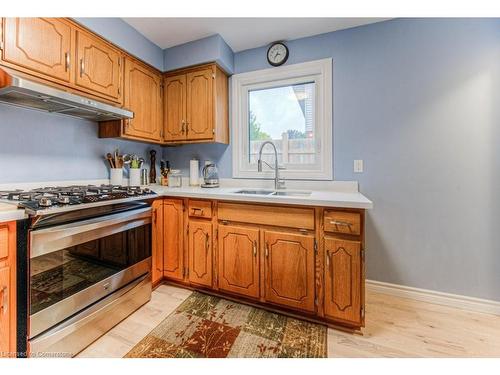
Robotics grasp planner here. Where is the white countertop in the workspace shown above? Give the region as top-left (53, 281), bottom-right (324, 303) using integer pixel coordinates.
top-left (0, 202), bottom-right (26, 223)
top-left (0, 178), bottom-right (372, 221)
top-left (153, 180), bottom-right (373, 209)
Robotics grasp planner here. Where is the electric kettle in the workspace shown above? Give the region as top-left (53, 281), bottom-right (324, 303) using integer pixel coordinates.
top-left (201, 162), bottom-right (220, 188)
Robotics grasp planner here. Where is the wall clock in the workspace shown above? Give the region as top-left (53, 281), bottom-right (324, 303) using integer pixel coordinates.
top-left (267, 42), bottom-right (289, 67)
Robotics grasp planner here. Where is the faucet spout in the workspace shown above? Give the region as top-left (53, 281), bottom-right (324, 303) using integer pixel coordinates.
top-left (257, 141), bottom-right (286, 190)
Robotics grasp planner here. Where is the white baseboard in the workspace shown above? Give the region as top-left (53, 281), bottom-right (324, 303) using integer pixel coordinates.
top-left (366, 280), bottom-right (500, 316)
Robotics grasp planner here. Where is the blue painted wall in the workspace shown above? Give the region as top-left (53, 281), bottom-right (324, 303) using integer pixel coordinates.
top-left (74, 18), bottom-right (164, 70)
top-left (0, 104), bottom-right (161, 184)
top-left (164, 34), bottom-right (234, 73)
top-left (164, 18), bottom-right (500, 301)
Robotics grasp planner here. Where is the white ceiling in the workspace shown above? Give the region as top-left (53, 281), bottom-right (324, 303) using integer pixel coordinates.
top-left (122, 18), bottom-right (389, 52)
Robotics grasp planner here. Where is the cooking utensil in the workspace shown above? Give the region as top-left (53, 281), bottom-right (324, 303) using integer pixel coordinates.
top-left (122, 154), bottom-right (132, 165)
top-left (106, 153), bottom-right (115, 168)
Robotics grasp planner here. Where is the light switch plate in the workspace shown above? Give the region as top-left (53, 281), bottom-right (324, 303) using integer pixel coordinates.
top-left (354, 159), bottom-right (363, 173)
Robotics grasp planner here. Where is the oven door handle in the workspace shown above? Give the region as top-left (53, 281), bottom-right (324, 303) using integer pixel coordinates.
top-left (30, 207), bottom-right (152, 259)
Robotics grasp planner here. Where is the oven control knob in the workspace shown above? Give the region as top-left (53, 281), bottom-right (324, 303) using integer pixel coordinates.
top-left (58, 196), bottom-right (70, 204)
top-left (39, 197), bottom-right (53, 207)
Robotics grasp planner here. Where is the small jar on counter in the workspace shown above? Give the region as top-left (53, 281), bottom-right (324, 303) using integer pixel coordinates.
top-left (168, 170), bottom-right (183, 187)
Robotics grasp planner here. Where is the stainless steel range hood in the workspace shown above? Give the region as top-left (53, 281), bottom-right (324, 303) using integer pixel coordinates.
top-left (0, 68), bottom-right (133, 121)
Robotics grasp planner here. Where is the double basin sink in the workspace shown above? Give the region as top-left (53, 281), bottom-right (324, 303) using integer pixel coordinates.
top-left (233, 189), bottom-right (312, 197)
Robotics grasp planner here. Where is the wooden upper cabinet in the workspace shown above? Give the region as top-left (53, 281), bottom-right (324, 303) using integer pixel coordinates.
top-left (186, 68), bottom-right (213, 140)
top-left (263, 230), bottom-right (315, 313)
top-left (163, 63), bottom-right (228, 144)
top-left (75, 28), bottom-right (123, 102)
top-left (123, 58), bottom-right (162, 142)
top-left (188, 220), bottom-right (212, 288)
top-left (2, 18), bottom-right (73, 83)
top-left (218, 225), bottom-right (260, 299)
top-left (164, 74), bottom-right (186, 142)
top-left (324, 238), bottom-right (362, 325)
top-left (151, 200), bottom-right (164, 285)
top-left (163, 199), bottom-right (184, 281)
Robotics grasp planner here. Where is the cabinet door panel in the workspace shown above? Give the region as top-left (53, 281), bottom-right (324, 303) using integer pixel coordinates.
top-left (324, 238), bottom-right (362, 324)
top-left (218, 225), bottom-right (260, 299)
top-left (164, 74), bottom-right (186, 141)
top-left (163, 199), bottom-right (184, 281)
top-left (123, 58), bottom-right (162, 141)
top-left (188, 220), bottom-right (212, 287)
top-left (75, 29), bottom-right (122, 101)
top-left (186, 68), bottom-right (213, 140)
top-left (151, 200), bottom-right (164, 284)
top-left (3, 18), bottom-right (73, 83)
top-left (0, 266), bottom-right (10, 356)
top-left (264, 231), bottom-right (315, 312)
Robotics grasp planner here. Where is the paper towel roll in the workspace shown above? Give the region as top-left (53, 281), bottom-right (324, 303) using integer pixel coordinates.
top-left (190, 159), bottom-right (199, 186)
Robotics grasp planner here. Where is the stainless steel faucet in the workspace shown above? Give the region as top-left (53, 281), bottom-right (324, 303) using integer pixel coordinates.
top-left (257, 141), bottom-right (286, 190)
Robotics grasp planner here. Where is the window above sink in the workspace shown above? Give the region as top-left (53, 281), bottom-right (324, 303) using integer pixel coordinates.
top-left (231, 59), bottom-right (333, 180)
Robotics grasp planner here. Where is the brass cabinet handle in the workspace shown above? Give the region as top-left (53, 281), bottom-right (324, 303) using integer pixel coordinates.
top-left (80, 59), bottom-right (85, 77)
top-left (253, 240), bottom-right (257, 257)
top-left (192, 208), bottom-right (203, 215)
top-left (65, 52), bottom-right (70, 72)
top-left (265, 242), bottom-right (269, 258)
top-left (185, 121), bottom-right (189, 134)
top-left (153, 209), bottom-right (157, 224)
top-left (0, 286), bottom-right (8, 315)
top-left (326, 250), bottom-right (331, 266)
top-left (181, 121), bottom-right (185, 134)
top-left (205, 233), bottom-right (209, 252)
top-left (329, 220), bottom-right (352, 227)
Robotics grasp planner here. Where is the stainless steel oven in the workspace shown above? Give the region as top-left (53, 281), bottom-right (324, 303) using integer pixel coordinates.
top-left (27, 202), bottom-right (153, 356)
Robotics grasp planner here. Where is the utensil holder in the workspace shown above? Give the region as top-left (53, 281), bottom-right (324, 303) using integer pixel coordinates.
top-left (110, 168), bottom-right (123, 186)
top-left (129, 168), bottom-right (141, 186)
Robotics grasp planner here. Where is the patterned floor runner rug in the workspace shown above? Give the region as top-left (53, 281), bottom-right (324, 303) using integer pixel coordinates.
top-left (125, 291), bottom-right (327, 358)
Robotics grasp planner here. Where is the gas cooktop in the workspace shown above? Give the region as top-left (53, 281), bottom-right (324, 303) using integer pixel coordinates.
top-left (0, 185), bottom-right (156, 214)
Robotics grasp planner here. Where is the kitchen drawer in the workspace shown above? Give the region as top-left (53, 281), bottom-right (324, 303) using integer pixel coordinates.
top-left (324, 210), bottom-right (361, 236)
top-left (218, 202), bottom-right (314, 230)
top-left (0, 226), bottom-right (8, 260)
top-left (188, 200), bottom-right (213, 219)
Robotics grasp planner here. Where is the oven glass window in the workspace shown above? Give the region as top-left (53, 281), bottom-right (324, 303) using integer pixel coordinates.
top-left (30, 224), bottom-right (151, 315)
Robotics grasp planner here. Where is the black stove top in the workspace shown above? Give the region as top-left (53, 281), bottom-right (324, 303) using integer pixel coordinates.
top-left (0, 185), bottom-right (155, 211)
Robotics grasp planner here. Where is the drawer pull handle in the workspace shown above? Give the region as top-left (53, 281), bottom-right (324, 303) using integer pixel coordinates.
top-left (205, 233), bottom-right (210, 252)
top-left (0, 286), bottom-right (8, 315)
top-left (265, 242), bottom-right (269, 258)
top-left (253, 240), bottom-right (257, 257)
top-left (329, 220), bottom-right (352, 227)
top-left (192, 208), bottom-right (204, 215)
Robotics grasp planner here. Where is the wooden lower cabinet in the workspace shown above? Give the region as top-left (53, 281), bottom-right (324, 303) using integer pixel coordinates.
top-left (162, 199), bottom-right (185, 281)
top-left (188, 220), bottom-right (212, 287)
top-left (324, 238), bottom-right (362, 325)
top-left (263, 230), bottom-right (316, 313)
top-left (151, 200), bottom-right (164, 285)
top-left (217, 225), bottom-right (260, 299)
top-left (0, 222), bottom-right (16, 357)
top-left (153, 198), bottom-right (366, 331)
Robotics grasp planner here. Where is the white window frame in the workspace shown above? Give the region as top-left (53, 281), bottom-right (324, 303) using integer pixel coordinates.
top-left (231, 58), bottom-right (333, 180)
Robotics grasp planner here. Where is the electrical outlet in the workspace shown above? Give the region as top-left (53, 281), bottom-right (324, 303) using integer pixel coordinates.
top-left (354, 159), bottom-right (363, 173)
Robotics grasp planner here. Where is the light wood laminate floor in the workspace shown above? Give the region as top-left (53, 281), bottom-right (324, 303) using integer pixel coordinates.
top-left (77, 284), bottom-right (500, 358)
